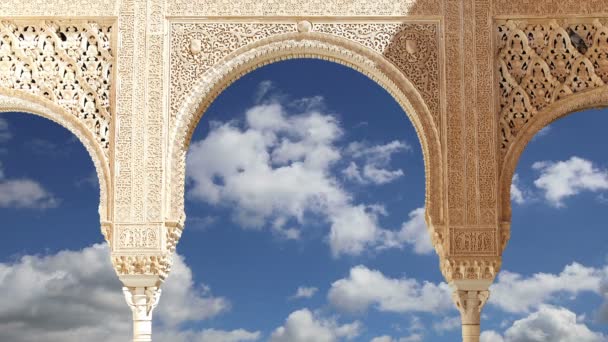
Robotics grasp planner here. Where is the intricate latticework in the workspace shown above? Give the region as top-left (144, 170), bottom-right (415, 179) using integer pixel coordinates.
top-left (169, 20), bottom-right (441, 130)
top-left (314, 22), bottom-right (441, 124)
top-left (497, 19), bottom-right (608, 154)
top-left (169, 22), bottom-right (294, 120)
top-left (167, 0), bottom-right (441, 17)
top-left (0, 20), bottom-right (114, 156)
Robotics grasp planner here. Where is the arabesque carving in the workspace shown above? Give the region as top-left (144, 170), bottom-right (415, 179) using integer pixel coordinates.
top-left (497, 19), bottom-right (608, 154)
top-left (170, 20), bottom-right (441, 127)
top-left (442, 257), bottom-right (501, 283)
top-left (0, 20), bottom-right (114, 157)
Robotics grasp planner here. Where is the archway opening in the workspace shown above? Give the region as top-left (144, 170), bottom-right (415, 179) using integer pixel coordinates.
top-left (164, 59), bottom-right (458, 341)
top-left (0, 111), bottom-right (129, 341)
top-left (484, 108), bottom-right (608, 340)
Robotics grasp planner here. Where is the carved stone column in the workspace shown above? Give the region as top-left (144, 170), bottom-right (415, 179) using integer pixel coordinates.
top-left (123, 287), bottom-right (162, 342)
top-left (451, 281), bottom-right (491, 342)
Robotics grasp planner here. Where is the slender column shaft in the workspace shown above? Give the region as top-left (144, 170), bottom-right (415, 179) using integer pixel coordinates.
top-left (123, 286), bottom-right (162, 342)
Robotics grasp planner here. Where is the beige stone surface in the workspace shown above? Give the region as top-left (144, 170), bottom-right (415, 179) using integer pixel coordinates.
top-left (1, 0), bottom-right (608, 340)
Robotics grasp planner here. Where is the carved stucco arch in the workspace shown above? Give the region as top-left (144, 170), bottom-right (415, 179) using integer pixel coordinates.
top-left (168, 31), bottom-right (445, 252)
top-left (498, 86), bottom-right (608, 247)
top-left (0, 88), bottom-right (112, 226)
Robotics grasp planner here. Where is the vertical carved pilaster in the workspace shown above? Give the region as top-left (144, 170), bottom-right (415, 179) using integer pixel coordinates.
top-left (123, 286), bottom-right (162, 342)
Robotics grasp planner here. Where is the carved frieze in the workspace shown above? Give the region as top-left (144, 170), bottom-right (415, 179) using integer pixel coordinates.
top-left (450, 228), bottom-right (496, 255)
top-left (112, 254), bottom-right (171, 281)
top-left (167, 0), bottom-right (441, 17)
top-left (0, 20), bottom-right (114, 158)
top-left (115, 225), bottom-right (161, 250)
top-left (442, 256), bottom-right (501, 283)
top-left (497, 19), bottom-right (608, 155)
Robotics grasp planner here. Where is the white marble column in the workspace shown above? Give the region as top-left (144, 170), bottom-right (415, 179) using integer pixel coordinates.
top-left (451, 281), bottom-right (490, 342)
top-left (123, 286), bottom-right (162, 342)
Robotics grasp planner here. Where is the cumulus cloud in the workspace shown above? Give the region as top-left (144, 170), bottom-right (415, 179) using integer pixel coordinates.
top-left (0, 117), bottom-right (11, 142)
top-left (0, 243), bottom-right (254, 342)
top-left (482, 305), bottom-right (605, 342)
top-left (291, 286), bottom-right (318, 299)
top-left (327, 265), bottom-right (452, 314)
top-left (489, 262), bottom-right (607, 313)
top-left (342, 140), bottom-right (409, 185)
top-left (432, 316), bottom-right (461, 333)
top-left (186, 94), bottom-right (422, 257)
top-left (380, 207), bottom-right (433, 255)
top-left (0, 178), bottom-right (58, 209)
top-left (0, 118), bottom-right (58, 209)
top-left (532, 157), bottom-right (608, 207)
top-left (269, 308), bottom-right (361, 342)
top-left (510, 174), bottom-right (527, 205)
top-left (370, 335), bottom-right (423, 342)
top-left (155, 329), bottom-right (260, 342)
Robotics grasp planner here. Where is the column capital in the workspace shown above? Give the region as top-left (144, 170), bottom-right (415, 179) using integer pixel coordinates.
top-left (451, 288), bottom-right (490, 325)
top-left (123, 286), bottom-right (162, 321)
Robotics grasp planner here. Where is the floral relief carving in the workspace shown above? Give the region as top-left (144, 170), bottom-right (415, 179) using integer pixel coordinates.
top-left (116, 225), bottom-right (160, 250)
top-left (167, 0), bottom-right (440, 17)
top-left (112, 254), bottom-right (171, 281)
top-left (450, 229), bottom-right (495, 255)
top-left (442, 257), bottom-right (501, 282)
top-left (313, 22), bottom-right (441, 125)
top-left (497, 19), bottom-right (608, 154)
top-left (169, 22), bottom-right (295, 121)
top-left (170, 21), bottom-right (441, 128)
top-left (0, 20), bottom-right (114, 158)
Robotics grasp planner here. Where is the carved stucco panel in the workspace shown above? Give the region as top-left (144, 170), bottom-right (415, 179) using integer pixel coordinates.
top-left (498, 19), bottom-right (608, 156)
top-left (114, 224), bottom-right (162, 250)
top-left (0, 20), bottom-right (114, 158)
top-left (169, 20), bottom-right (441, 131)
top-left (167, 0), bottom-right (441, 17)
top-left (0, 0), bottom-right (117, 16)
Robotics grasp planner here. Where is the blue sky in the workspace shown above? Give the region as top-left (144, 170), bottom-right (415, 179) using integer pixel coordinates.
top-left (0, 59), bottom-right (607, 342)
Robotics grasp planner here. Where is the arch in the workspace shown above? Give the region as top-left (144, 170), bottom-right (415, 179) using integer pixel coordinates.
top-left (167, 32), bottom-right (444, 241)
top-left (498, 87), bottom-right (608, 226)
top-left (0, 88), bottom-right (111, 224)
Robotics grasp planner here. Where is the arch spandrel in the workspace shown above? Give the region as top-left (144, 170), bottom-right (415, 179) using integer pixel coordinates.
top-left (166, 20), bottom-right (446, 259)
top-left (496, 18), bottom-right (608, 253)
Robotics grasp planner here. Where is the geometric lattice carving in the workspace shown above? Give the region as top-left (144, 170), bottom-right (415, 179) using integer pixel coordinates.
top-left (450, 228), bottom-right (496, 255)
top-left (170, 20), bottom-right (441, 127)
top-left (314, 22), bottom-right (441, 124)
top-left (497, 19), bottom-right (608, 153)
top-left (169, 22), bottom-right (294, 120)
top-left (0, 20), bottom-right (113, 156)
top-left (116, 225), bottom-right (161, 250)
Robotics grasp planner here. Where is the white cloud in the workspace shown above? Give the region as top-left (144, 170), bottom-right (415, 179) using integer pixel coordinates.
top-left (0, 243), bottom-right (244, 342)
top-left (0, 120), bottom-right (58, 209)
top-left (186, 96), bottom-right (422, 257)
top-left (343, 140), bottom-right (409, 185)
top-left (381, 207), bottom-right (433, 255)
top-left (482, 305), bottom-right (606, 342)
top-left (327, 265), bottom-right (452, 314)
top-left (155, 329), bottom-right (260, 342)
top-left (432, 316), bottom-right (461, 333)
top-left (533, 157), bottom-right (608, 207)
top-left (510, 174), bottom-right (526, 205)
top-left (0, 178), bottom-right (58, 209)
top-left (489, 262), bottom-right (606, 313)
top-left (0, 117), bottom-right (11, 142)
top-left (480, 330), bottom-right (505, 342)
top-left (370, 335), bottom-right (423, 342)
top-left (291, 286), bottom-right (318, 299)
top-left (269, 308), bottom-right (361, 342)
